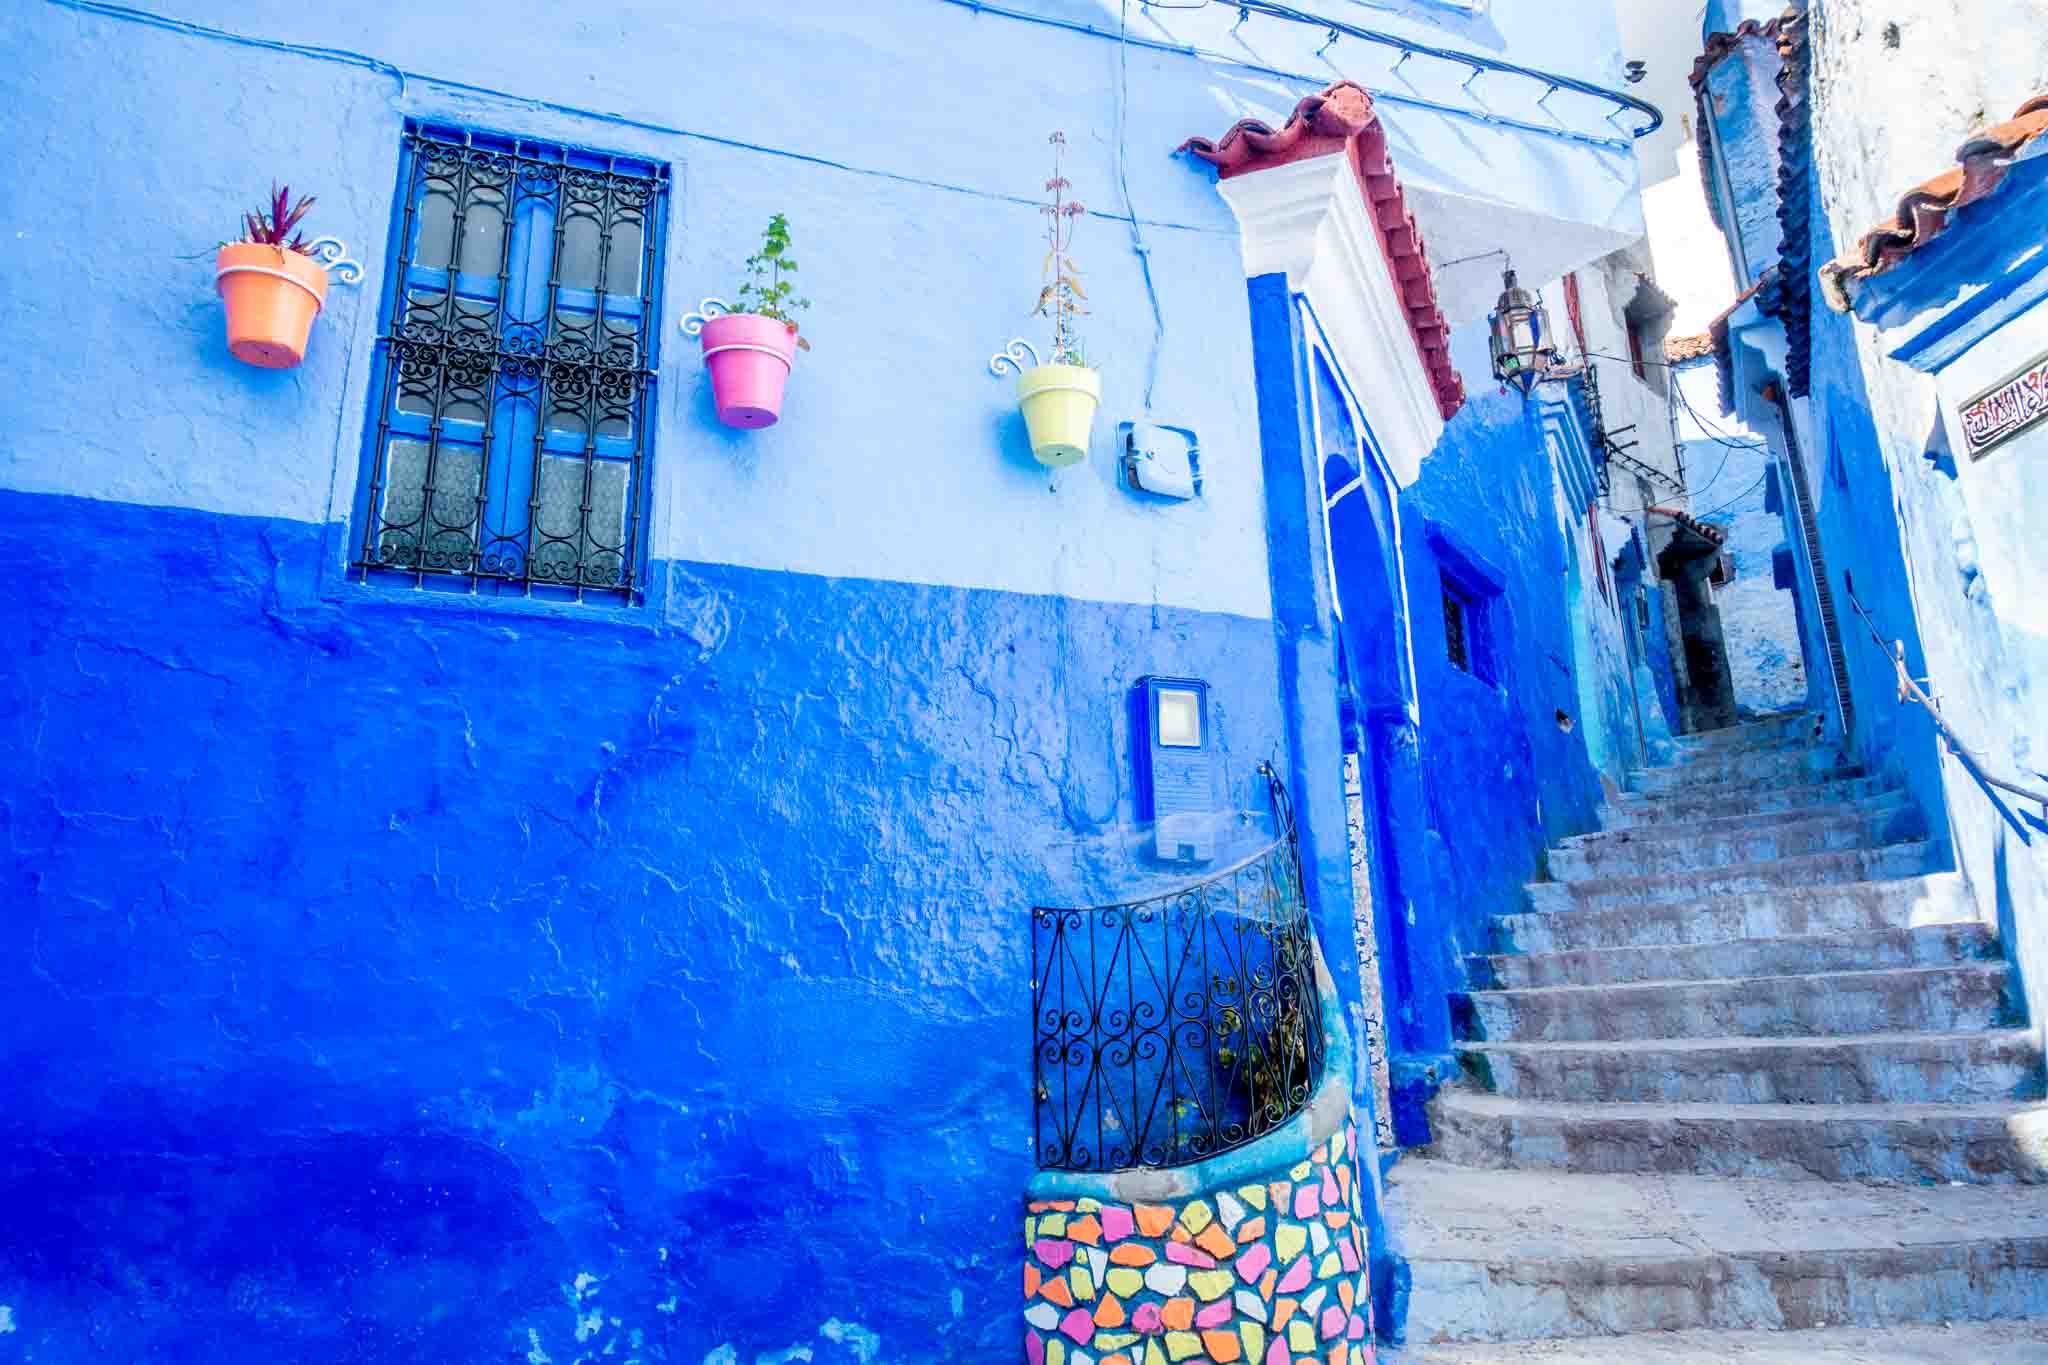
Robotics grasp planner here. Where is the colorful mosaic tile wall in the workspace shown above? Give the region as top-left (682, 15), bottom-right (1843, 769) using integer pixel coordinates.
top-left (1023, 1122), bottom-right (1372, 1365)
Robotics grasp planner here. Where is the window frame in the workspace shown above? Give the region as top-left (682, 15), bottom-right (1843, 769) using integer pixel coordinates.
top-left (348, 119), bottom-right (671, 606)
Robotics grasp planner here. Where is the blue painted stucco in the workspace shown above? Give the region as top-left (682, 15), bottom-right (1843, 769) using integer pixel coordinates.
top-left (0, 488), bottom-right (1296, 1360)
top-left (0, 0), bottom-right (1657, 1356)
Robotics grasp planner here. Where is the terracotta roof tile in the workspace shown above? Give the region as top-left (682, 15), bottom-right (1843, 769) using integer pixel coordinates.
top-left (1665, 333), bottom-right (1716, 363)
top-left (1705, 272), bottom-right (1774, 415)
top-left (1650, 504), bottom-right (1729, 546)
top-left (1180, 82), bottom-right (1467, 421)
top-left (1689, 18), bottom-right (1784, 91)
top-left (1772, 8), bottom-right (1815, 397)
top-left (1820, 95), bottom-right (2048, 311)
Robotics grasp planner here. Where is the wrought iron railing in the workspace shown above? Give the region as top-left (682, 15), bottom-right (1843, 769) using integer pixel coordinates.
top-left (1032, 771), bottom-right (1326, 1172)
top-left (1843, 574), bottom-right (2048, 817)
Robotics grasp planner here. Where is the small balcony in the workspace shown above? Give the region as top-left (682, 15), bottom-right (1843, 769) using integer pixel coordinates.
top-left (1031, 824), bottom-right (1326, 1173)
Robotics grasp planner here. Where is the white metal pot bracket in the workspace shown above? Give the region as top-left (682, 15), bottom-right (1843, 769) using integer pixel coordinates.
top-left (987, 338), bottom-right (1042, 378)
top-left (213, 235), bottom-right (365, 303)
top-left (303, 236), bottom-right (363, 285)
top-left (681, 298), bottom-right (733, 337)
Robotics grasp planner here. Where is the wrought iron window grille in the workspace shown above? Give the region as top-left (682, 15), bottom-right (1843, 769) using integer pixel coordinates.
top-left (353, 123), bottom-right (669, 602)
top-left (1031, 767), bottom-right (1328, 1172)
top-left (1442, 576), bottom-right (1471, 673)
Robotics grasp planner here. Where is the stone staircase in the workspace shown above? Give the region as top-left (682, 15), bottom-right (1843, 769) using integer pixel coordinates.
top-left (1383, 712), bottom-right (2048, 1358)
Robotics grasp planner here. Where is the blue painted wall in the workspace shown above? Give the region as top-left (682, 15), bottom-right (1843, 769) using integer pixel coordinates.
top-left (1673, 359), bottom-right (1809, 716)
top-left (0, 0), bottom-right (1646, 1356)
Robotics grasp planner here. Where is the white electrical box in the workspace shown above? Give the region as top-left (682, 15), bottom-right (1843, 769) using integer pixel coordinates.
top-left (1120, 423), bottom-right (1201, 500)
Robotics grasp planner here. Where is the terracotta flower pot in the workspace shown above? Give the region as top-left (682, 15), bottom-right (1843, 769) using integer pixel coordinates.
top-left (700, 313), bottom-right (800, 428)
top-left (215, 243), bottom-right (330, 369)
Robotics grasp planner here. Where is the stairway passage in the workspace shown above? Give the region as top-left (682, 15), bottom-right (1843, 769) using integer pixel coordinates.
top-left (1384, 712), bottom-right (2048, 1357)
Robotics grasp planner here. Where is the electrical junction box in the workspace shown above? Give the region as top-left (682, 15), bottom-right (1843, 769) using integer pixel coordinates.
top-left (1120, 422), bottom-right (1201, 500)
top-left (1135, 676), bottom-right (1216, 863)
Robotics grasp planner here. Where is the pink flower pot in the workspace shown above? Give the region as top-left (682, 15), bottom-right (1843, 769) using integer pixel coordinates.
top-left (700, 313), bottom-right (799, 428)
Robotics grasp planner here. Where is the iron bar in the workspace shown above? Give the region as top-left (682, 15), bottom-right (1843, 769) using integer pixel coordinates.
top-left (1031, 770), bottom-right (1326, 1172)
top-left (1842, 578), bottom-right (2048, 815)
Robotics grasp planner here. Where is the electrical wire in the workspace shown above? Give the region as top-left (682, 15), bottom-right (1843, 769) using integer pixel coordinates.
top-left (1690, 474), bottom-right (1767, 520)
top-left (1118, 0), bottom-right (1167, 410)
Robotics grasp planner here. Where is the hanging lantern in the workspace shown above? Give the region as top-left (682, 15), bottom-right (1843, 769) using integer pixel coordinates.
top-left (1489, 267), bottom-right (1560, 397)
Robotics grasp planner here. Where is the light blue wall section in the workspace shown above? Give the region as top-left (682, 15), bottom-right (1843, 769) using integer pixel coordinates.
top-left (1698, 37), bottom-right (1785, 290)
top-left (1674, 359), bottom-right (1807, 715)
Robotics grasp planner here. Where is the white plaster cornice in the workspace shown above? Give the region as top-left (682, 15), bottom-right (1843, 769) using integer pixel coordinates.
top-left (1216, 155), bottom-right (1447, 488)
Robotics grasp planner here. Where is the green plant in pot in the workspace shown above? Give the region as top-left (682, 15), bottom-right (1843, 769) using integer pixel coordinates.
top-left (1015, 132), bottom-right (1100, 467)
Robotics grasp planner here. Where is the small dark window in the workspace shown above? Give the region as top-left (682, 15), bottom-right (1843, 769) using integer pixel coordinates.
top-left (354, 122), bottom-right (670, 600)
top-left (1442, 577), bottom-right (1472, 673)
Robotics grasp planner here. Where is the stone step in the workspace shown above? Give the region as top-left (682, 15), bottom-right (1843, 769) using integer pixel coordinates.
top-left (1524, 842), bottom-right (1938, 916)
top-left (1457, 1028), bottom-right (2045, 1105)
top-left (1494, 873), bottom-right (1974, 955)
top-left (1582, 788), bottom-right (1900, 845)
top-left (1384, 1158), bottom-right (2048, 1345)
top-left (1604, 770), bottom-right (1886, 829)
top-left (1455, 963), bottom-right (2018, 1043)
top-left (1473, 921), bottom-right (2000, 989)
top-left (1549, 798), bottom-right (1922, 881)
top-left (1423, 1091), bottom-right (2048, 1184)
top-left (1665, 711), bottom-right (1821, 757)
top-left (1629, 745), bottom-right (1846, 795)
top-left (1386, 1322), bottom-right (2048, 1363)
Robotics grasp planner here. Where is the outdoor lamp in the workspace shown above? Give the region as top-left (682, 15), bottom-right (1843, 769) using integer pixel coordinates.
top-left (1489, 267), bottom-right (1561, 397)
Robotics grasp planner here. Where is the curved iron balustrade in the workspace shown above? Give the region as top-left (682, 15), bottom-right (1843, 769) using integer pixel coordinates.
top-left (1032, 771), bottom-right (1327, 1172)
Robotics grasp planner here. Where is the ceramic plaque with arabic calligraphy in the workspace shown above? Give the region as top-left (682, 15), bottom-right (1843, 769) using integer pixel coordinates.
top-left (1960, 354), bottom-right (2048, 461)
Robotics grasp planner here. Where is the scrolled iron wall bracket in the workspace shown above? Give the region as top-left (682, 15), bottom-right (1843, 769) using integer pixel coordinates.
top-left (681, 298), bottom-right (733, 337)
top-left (987, 338), bottom-right (1042, 378)
top-left (302, 236), bottom-right (364, 286)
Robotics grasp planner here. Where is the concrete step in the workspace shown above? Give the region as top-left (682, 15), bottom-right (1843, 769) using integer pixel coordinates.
top-left (1604, 770), bottom-right (1886, 829)
top-left (1458, 1028), bottom-right (2045, 1105)
top-left (1455, 963), bottom-right (2018, 1043)
top-left (1422, 1090), bottom-right (2048, 1183)
top-left (1582, 788), bottom-right (1900, 845)
top-left (1494, 873), bottom-right (1974, 955)
top-left (1629, 745), bottom-right (1846, 795)
top-left (1385, 1158), bottom-right (2048, 1345)
top-left (1549, 798), bottom-right (1922, 881)
top-left (1524, 842), bottom-right (1938, 916)
top-left (1665, 711), bottom-right (1821, 757)
top-left (1385, 1322), bottom-right (2048, 1363)
top-left (1473, 921), bottom-right (2000, 989)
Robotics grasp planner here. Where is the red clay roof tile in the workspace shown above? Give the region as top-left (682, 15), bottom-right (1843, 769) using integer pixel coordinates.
top-left (1690, 18), bottom-right (1784, 92)
top-left (1819, 96), bottom-right (2048, 311)
top-left (1179, 82), bottom-right (1467, 421)
top-left (1665, 333), bottom-right (1716, 363)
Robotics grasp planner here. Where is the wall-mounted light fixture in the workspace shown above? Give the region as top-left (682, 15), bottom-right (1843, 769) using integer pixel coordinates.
top-left (1488, 266), bottom-right (1564, 397)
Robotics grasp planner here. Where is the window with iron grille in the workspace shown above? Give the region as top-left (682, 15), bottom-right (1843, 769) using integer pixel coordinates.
top-left (353, 123), bottom-right (668, 601)
top-left (1442, 576), bottom-right (1472, 673)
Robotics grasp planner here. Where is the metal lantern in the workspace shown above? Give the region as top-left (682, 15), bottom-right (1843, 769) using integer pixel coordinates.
top-left (1489, 267), bottom-right (1560, 397)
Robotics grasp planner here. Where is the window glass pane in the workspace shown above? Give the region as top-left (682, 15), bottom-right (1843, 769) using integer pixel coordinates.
top-left (413, 190), bottom-right (455, 270)
top-left (606, 217), bottom-right (643, 296)
top-left (457, 187), bottom-right (507, 280)
top-left (378, 439), bottom-right (483, 571)
top-left (531, 456), bottom-right (631, 587)
top-left (559, 214), bottom-right (602, 293)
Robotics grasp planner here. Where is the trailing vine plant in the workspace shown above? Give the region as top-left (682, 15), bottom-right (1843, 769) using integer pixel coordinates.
top-left (1034, 132), bottom-right (1089, 367)
top-left (735, 213), bottom-right (812, 350)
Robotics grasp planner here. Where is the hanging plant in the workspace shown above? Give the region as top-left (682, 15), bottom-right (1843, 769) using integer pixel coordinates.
top-left (1014, 132), bottom-right (1101, 468)
top-left (695, 213), bottom-right (812, 429)
top-left (214, 184), bottom-right (331, 368)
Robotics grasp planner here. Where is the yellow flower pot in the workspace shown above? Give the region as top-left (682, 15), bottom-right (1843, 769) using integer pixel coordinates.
top-left (1015, 363), bottom-right (1101, 468)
